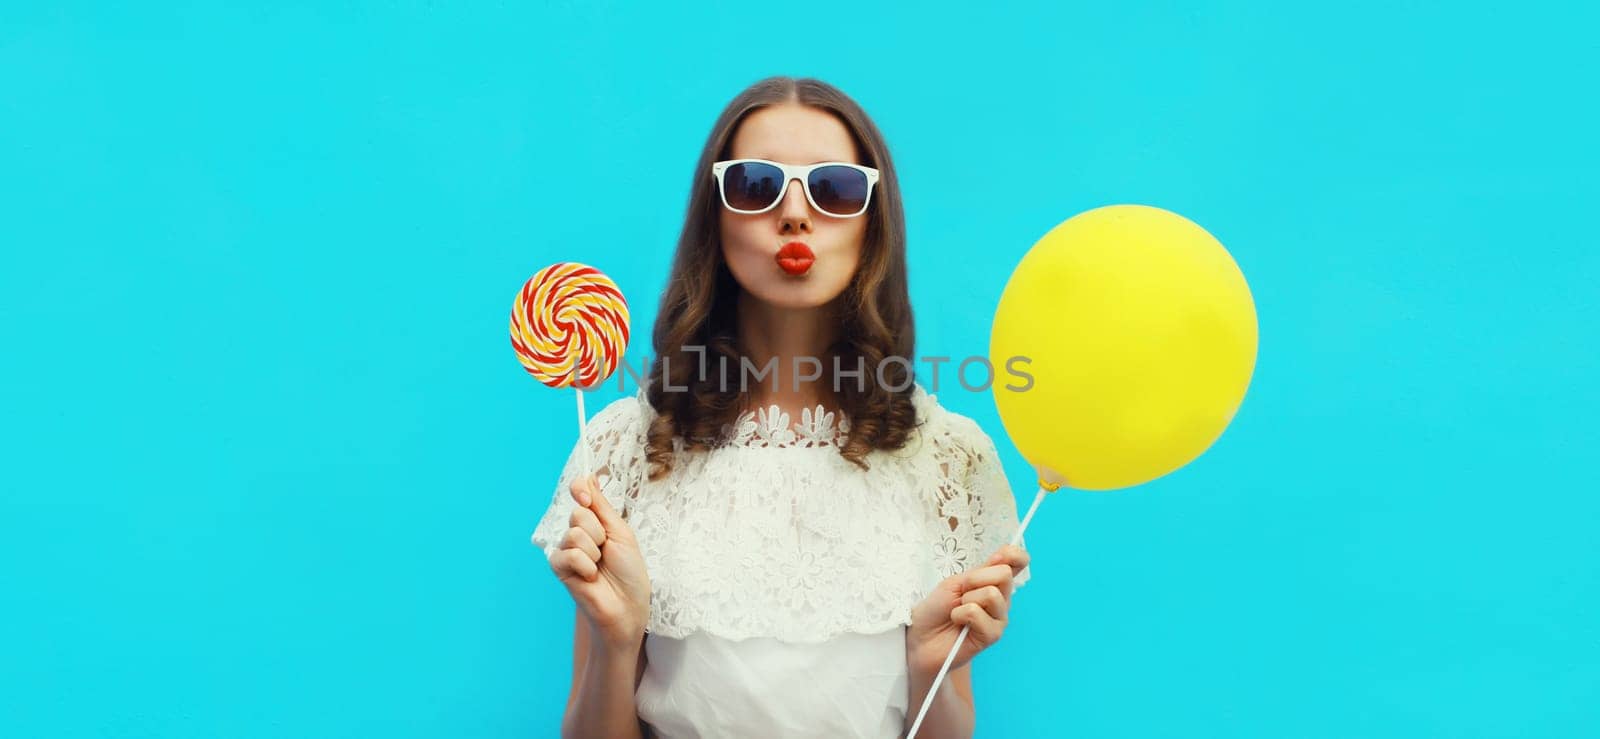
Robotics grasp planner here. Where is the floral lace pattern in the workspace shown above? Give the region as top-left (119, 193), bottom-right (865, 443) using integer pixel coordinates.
top-left (721, 402), bottom-right (852, 448)
top-left (531, 382), bottom-right (1032, 644)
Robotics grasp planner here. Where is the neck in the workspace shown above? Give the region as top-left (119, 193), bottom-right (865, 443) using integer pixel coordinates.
top-left (734, 290), bottom-right (841, 412)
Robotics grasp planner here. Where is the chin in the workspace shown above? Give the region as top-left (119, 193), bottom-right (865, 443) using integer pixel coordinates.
top-left (726, 253), bottom-right (848, 310)
top-left (749, 279), bottom-right (844, 310)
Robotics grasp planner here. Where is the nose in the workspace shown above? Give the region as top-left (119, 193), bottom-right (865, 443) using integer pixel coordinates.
top-left (776, 175), bottom-right (812, 235)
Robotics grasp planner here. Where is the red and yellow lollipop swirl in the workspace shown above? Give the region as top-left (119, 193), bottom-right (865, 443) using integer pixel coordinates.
top-left (510, 262), bottom-right (630, 389)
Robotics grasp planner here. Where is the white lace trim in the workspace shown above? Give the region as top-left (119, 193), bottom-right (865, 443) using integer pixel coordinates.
top-left (720, 402), bottom-right (852, 448)
top-left (531, 382), bottom-right (1032, 644)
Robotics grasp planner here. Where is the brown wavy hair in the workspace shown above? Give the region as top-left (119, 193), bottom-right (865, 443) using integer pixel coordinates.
top-left (643, 76), bottom-right (917, 481)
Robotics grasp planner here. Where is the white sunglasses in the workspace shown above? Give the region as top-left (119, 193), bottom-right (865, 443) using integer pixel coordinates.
top-left (711, 158), bottom-right (881, 218)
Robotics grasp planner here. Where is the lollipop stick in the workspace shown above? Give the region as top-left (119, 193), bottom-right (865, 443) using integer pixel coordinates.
top-left (905, 485), bottom-right (1049, 739)
top-left (575, 384), bottom-right (592, 477)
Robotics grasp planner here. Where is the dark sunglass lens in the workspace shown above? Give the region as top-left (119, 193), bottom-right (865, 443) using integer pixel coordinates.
top-left (808, 165), bottom-right (870, 215)
top-left (723, 162), bottom-right (784, 211)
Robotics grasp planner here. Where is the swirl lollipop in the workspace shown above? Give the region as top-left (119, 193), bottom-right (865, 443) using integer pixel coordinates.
top-left (510, 262), bottom-right (631, 474)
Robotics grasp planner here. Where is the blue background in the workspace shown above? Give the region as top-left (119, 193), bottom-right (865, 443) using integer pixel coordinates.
top-left (3, 2), bottom-right (1596, 737)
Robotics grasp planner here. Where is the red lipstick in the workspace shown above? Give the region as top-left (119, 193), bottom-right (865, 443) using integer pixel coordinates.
top-left (776, 241), bottom-right (815, 276)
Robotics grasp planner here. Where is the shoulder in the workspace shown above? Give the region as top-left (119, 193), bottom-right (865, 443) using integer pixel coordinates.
top-left (588, 387), bottom-right (656, 430)
top-left (581, 389), bottom-right (658, 461)
top-left (909, 382), bottom-right (1000, 465)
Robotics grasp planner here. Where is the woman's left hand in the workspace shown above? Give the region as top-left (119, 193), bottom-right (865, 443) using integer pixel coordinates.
top-left (906, 544), bottom-right (1031, 676)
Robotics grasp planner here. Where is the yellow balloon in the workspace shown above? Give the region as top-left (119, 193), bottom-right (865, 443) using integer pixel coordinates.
top-left (990, 205), bottom-right (1258, 491)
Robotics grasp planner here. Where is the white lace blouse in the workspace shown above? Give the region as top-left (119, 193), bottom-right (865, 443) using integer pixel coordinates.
top-left (532, 382), bottom-right (1032, 738)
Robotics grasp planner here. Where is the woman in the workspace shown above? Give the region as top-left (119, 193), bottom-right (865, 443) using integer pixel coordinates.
top-left (532, 75), bottom-right (1032, 739)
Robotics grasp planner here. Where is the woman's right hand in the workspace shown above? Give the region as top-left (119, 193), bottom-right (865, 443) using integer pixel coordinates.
top-left (540, 473), bottom-right (652, 650)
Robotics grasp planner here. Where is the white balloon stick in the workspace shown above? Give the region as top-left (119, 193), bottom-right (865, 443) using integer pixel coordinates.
top-left (905, 485), bottom-right (1050, 739)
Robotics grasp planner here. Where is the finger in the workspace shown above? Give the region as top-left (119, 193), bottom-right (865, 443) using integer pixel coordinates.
top-left (551, 547), bottom-right (599, 582)
top-left (972, 567), bottom-right (1013, 602)
top-left (960, 585), bottom-right (1009, 621)
top-left (562, 526), bottom-right (601, 562)
top-left (568, 505), bottom-right (606, 548)
top-left (964, 563), bottom-right (1017, 599)
top-left (588, 480), bottom-right (626, 532)
top-left (568, 477), bottom-right (592, 507)
top-left (950, 603), bottom-right (1006, 646)
top-left (987, 544), bottom-right (1030, 577)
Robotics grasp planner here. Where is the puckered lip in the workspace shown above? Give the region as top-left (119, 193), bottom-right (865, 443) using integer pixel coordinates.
top-left (775, 241), bottom-right (815, 275)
